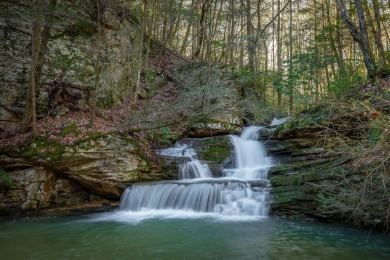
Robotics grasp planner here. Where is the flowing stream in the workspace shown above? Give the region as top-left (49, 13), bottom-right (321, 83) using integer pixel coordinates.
top-left (119, 126), bottom-right (272, 219)
top-left (1, 126), bottom-right (389, 258)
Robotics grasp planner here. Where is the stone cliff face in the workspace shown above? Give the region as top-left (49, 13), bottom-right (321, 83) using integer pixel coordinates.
top-left (0, 1), bottom-right (147, 129)
top-left (0, 134), bottom-right (151, 215)
top-left (0, 0), bottom-right (242, 216)
top-left (0, 1), bottom-right (173, 215)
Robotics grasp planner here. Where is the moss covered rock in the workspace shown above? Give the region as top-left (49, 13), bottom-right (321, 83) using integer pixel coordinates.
top-left (0, 133), bottom-right (159, 214)
top-left (270, 155), bottom-right (353, 221)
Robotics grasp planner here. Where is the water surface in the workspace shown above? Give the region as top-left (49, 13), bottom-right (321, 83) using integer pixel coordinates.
top-left (1, 215), bottom-right (389, 259)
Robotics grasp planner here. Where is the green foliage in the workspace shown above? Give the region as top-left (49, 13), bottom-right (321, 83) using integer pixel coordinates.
top-left (317, 165), bottom-right (390, 228)
top-left (252, 103), bottom-right (287, 125)
top-left (0, 167), bottom-right (14, 189)
top-left (233, 68), bottom-right (253, 86)
top-left (153, 127), bottom-right (179, 146)
top-left (328, 73), bottom-right (364, 96)
top-left (160, 126), bottom-right (171, 135)
top-left (85, 132), bottom-right (104, 140)
top-left (367, 127), bottom-right (383, 144)
top-left (385, 50), bottom-right (390, 65)
top-left (315, 24), bottom-right (340, 47)
top-left (149, 127), bottom-right (180, 148)
top-left (270, 46), bottom-right (336, 109)
top-left (174, 64), bottom-right (239, 124)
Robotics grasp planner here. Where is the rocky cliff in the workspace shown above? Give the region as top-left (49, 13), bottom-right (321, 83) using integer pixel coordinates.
top-left (0, 1), bottom-right (243, 217)
top-left (0, 133), bottom-right (158, 215)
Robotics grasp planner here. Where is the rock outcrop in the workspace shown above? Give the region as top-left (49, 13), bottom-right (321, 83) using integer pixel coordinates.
top-left (263, 117), bottom-right (389, 229)
top-left (259, 124), bottom-right (349, 221)
top-left (0, 134), bottom-right (156, 215)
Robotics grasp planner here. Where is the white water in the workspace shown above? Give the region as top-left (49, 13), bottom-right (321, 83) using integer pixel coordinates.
top-left (156, 143), bottom-right (196, 158)
top-left (119, 182), bottom-right (269, 216)
top-left (178, 160), bottom-right (212, 179)
top-left (223, 126), bottom-right (273, 180)
top-left (156, 142), bottom-right (212, 179)
top-left (118, 126), bottom-right (272, 220)
top-left (270, 117), bottom-right (290, 127)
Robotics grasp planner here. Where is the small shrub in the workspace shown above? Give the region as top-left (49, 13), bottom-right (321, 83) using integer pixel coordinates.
top-left (0, 167), bottom-right (14, 189)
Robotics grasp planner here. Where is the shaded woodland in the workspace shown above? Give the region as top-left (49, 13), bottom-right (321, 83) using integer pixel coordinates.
top-left (9, 0), bottom-right (390, 133)
top-left (0, 0), bottom-right (389, 229)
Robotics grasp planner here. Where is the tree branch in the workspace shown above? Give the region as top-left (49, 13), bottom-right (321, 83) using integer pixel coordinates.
top-left (256, 0), bottom-right (291, 39)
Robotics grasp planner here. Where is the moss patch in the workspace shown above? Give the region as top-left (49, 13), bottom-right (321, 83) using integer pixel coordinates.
top-left (21, 137), bottom-right (65, 161)
top-left (59, 123), bottom-right (79, 136)
top-left (199, 136), bottom-right (231, 164)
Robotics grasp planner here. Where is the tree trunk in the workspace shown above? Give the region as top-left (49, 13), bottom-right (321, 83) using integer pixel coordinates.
top-left (372, 0), bottom-right (388, 71)
top-left (20, 0), bottom-right (54, 134)
top-left (276, 0), bottom-right (282, 108)
top-left (324, 0), bottom-right (343, 75)
top-left (288, 0), bottom-right (293, 113)
top-left (334, 0), bottom-right (380, 78)
top-left (228, 0), bottom-right (235, 65)
top-left (193, 0), bottom-right (210, 60)
top-left (243, 0), bottom-right (256, 74)
top-left (180, 18), bottom-right (192, 54)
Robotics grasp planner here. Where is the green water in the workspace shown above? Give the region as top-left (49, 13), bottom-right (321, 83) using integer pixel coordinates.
top-left (1, 214), bottom-right (389, 260)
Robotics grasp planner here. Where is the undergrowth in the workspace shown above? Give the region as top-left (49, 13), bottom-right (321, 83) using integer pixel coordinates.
top-left (302, 80), bottom-right (390, 231)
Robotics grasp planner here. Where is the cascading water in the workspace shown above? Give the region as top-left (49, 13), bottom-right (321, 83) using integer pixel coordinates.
top-left (156, 142), bottom-right (212, 180)
top-left (222, 126), bottom-right (273, 180)
top-left (119, 127), bottom-right (272, 219)
top-left (178, 160), bottom-right (212, 179)
top-left (119, 181), bottom-right (269, 216)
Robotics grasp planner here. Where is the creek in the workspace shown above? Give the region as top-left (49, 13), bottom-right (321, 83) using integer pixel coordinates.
top-left (0, 126), bottom-right (389, 259)
top-left (0, 216), bottom-right (389, 259)
top-left (119, 126), bottom-right (272, 218)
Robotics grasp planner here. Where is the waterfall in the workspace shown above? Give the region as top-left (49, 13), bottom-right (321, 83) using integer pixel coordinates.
top-left (156, 143), bottom-right (196, 158)
top-left (178, 160), bottom-right (212, 179)
top-left (119, 127), bottom-right (272, 219)
top-left (223, 126), bottom-right (272, 180)
top-left (119, 181), bottom-right (269, 216)
top-left (156, 142), bottom-right (212, 180)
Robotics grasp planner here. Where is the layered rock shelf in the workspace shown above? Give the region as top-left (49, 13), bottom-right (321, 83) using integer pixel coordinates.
top-left (0, 134), bottom-right (152, 215)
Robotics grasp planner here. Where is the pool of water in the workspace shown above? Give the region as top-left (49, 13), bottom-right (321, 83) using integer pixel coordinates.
top-left (1, 213), bottom-right (389, 259)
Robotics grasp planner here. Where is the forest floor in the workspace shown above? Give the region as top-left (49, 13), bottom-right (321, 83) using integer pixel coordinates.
top-left (0, 98), bottom-right (133, 147)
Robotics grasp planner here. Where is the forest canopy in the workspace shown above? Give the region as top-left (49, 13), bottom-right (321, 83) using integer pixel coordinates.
top-left (125, 0), bottom-right (390, 110)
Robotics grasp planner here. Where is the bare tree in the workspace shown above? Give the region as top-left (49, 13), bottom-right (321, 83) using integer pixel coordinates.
top-left (20, 0), bottom-right (57, 133)
top-left (334, 0), bottom-right (388, 78)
